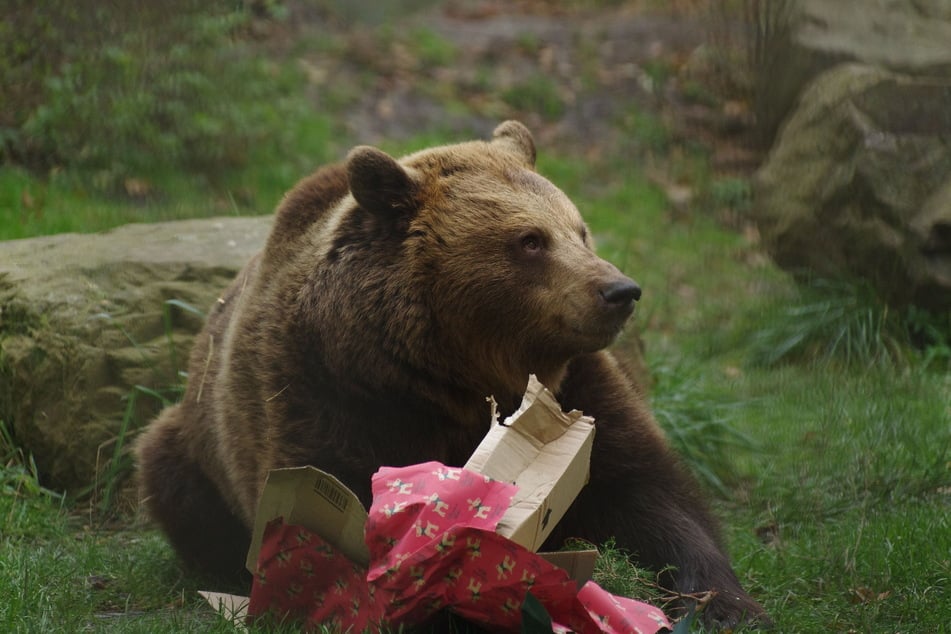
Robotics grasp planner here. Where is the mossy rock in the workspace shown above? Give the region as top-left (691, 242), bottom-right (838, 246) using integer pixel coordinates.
top-left (0, 217), bottom-right (271, 496)
top-left (755, 64), bottom-right (951, 311)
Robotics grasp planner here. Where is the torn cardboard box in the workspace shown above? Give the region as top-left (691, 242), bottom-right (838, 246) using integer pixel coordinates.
top-left (203, 376), bottom-right (670, 632)
top-left (245, 375), bottom-right (596, 578)
top-left (465, 375), bottom-right (595, 552)
top-left (246, 467), bottom-right (370, 572)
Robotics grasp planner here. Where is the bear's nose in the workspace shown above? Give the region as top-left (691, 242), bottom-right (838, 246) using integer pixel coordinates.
top-left (600, 279), bottom-right (642, 306)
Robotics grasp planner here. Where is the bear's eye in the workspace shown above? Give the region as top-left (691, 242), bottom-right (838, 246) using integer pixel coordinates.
top-left (520, 233), bottom-right (543, 254)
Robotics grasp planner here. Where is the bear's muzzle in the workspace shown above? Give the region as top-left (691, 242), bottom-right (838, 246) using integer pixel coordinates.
top-left (599, 278), bottom-right (641, 308)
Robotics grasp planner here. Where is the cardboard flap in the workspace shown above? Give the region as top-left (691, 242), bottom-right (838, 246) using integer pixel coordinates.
top-left (539, 550), bottom-right (599, 588)
top-left (464, 375), bottom-right (595, 552)
top-left (199, 591), bottom-right (248, 630)
top-left (246, 466), bottom-right (370, 573)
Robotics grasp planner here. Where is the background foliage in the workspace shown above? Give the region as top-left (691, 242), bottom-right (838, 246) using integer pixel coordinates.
top-left (5, 2), bottom-right (256, 182)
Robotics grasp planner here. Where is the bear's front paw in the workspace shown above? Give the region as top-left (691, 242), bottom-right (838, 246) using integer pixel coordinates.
top-left (698, 591), bottom-right (772, 631)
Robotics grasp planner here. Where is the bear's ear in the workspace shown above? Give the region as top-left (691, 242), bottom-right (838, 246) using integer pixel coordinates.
top-left (492, 120), bottom-right (536, 167)
top-left (346, 146), bottom-right (418, 214)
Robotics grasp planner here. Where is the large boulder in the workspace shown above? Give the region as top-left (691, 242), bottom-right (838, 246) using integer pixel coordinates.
top-left (743, 2), bottom-right (951, 310)
top-left (0, 217), bottom-right (271, 495)
top-left (755, 0), bottom-right (951, 145)
top-left (754, 64), bottom-right (951, 310)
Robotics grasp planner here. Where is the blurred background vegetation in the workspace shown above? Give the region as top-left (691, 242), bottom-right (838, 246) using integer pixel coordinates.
top-left (1, 0), bottom-right (344, 236)
top-left (0, 0), bottom-right (792, 237)
top-left (2, 1), bottom-right (292, 185)
top-left (0, 0), bottom-right (794, 231)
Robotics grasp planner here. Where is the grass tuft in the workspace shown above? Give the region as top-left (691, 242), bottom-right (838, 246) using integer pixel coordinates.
top-left (88, 299), bottom-right (200, 517)
top-left (649, 363), bottom-right (756, 498)
top-left (744, 276), bottom-right (948, 369)
top-left (1, 419), bottom-right (63, 504)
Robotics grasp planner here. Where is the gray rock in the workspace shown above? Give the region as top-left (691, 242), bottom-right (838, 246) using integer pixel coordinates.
top-left (755, 0), bottom-right (951, 144)
top-left (0, 217), bottom-right (272, 494)
top-left (797, 0), bottom-right (951, 73)
top-left (755, 64), bottom-right (951, 310)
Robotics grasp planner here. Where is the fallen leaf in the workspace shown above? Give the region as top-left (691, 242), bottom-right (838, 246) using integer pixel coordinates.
top-left (848, 586), bottom-right (891, 604)
top-left (86, 574), bottom-right (113, 590)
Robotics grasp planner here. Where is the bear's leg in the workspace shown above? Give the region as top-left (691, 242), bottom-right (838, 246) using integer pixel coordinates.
top-left (550, 353), bottom-right (769, 629)
top-left (135, 406), bottom-right (250, 580)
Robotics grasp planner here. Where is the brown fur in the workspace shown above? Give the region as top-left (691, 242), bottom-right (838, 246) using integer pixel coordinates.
top-left (135, 121), bottom-right (768, 627)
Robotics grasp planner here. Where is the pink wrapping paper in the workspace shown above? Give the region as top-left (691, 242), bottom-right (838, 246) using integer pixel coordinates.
top-left (249, 520), bottom-right (386, 631)
top-left (249, 461), bottom-right (670, 633)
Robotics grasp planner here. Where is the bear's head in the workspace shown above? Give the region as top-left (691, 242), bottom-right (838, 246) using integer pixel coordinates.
top-left (339, 121), bottom-right (640, 403)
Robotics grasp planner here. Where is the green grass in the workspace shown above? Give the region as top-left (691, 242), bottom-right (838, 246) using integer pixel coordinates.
top-left (0, 105), bottom-right (342, 241)
top-left (716, 366), bottom-right (950, 632)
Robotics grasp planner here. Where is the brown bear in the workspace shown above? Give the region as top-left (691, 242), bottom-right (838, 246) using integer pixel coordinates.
top-left (134, 121), bottom-right (767, 628)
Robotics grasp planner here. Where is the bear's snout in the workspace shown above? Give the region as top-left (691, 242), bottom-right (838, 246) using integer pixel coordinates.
top-left (599, 278), bottom-right (641, 308)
